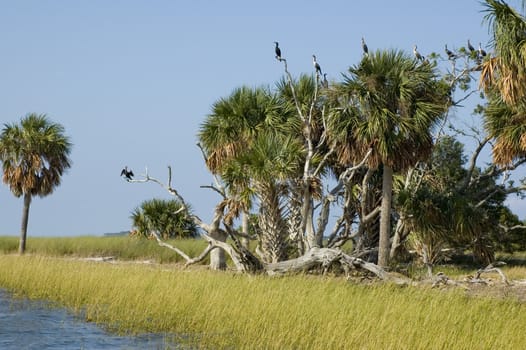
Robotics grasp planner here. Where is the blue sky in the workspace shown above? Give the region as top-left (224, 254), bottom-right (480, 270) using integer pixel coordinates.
top-left (1, 0), bottom-right (523, 236)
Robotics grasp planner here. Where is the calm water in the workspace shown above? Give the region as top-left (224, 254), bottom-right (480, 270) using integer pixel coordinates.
top-left (0, 289), bottom-right (182, 349)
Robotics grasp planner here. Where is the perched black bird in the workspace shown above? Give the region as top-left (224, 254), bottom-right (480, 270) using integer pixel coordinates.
top-left (312, 55), bottom-right (322, 76)
top-left (467, 39), bottom-right (476, 53)
top-left (274, 41), bottom-right (282, 61)
top-left (445, 44), bottom-right (456, 60)
top-left (361, 37), bottom-right (369, 55)
top-left (120, 166), bottom-right (134, 181)
top-left (478, 43), bottom-right (487, 57)
top-left (413, 45), bottom-right (424, 61)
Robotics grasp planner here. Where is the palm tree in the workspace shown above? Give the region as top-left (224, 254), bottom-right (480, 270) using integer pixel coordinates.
top-left (0, 113), bottom-right (72, 253)
top-left (199, 85), bottom-right (285, 222)
top-left (480, 0), bottom-right (526, 166)
top-left (200, 85), bottom-right (307, 262)
top-left (199, 86), bottom-right (294, 263)
top-left (481, 0), bottom-right (526, 105)
top-left (333, 50), bottom-right (449, 267)
top-left (131, 198), bottom-right (199, 239)
top-left (236, 131), bottom-right (303, 262)
top-left (199, 86), bottom-right (285, 174)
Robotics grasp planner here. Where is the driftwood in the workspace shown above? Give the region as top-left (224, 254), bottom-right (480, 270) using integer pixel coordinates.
top-left (432, 262), bottom-right (511, 289)
top-left (431, 272), bottom-right (462, 288)
top-left (473, 262), bottom-right (510, 285)
top-left (265, 247), bottom-right (410, 284)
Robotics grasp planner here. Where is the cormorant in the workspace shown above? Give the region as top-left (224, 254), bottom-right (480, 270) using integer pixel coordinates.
top-left (274, 42), bottom-right (282, 61)
top-left (322, 73), bottom-right (329, 88)
top-left (312, 55), bottom-right (322, 76)
top-left (478, 43), bottom-right (487, 57)
top-left (413, 45), bottom-right (424, 61)
top-left (361, 37), bottom-right (369, 55)
top-left (445, 44), bottom-right (456, 60)
top-left (120, 166), bottom-right (134, 181)
top-left (467, 39), bottom-right (475, 53)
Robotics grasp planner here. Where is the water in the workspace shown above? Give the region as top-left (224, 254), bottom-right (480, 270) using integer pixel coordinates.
top-left (0, 289), bottom-right (181, 349)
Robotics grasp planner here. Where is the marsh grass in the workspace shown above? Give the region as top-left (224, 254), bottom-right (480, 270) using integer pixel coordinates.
top-left (0, 255), bottom-right (525, 349)
top-left (0, 236), bottom-right (208, 264)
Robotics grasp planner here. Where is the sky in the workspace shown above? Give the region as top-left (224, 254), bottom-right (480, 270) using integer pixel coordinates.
top-left (1, 0), bottom-right (524, 236)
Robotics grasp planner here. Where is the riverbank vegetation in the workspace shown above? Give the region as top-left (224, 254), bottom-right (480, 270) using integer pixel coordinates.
top-left (0, 235), bottom-right (208, 264)
top-left (1, 254), bottom-right (525, 349)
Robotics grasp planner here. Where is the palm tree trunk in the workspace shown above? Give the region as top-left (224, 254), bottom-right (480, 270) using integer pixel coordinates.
top-left (378, 165), bottom-right (393, 268)
top-left (259, 184), bottom-right (288, 263)
top-left (19, 193), bottom-right (32, 254)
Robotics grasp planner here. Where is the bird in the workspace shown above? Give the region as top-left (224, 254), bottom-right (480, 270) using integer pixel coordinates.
top-left (361, 37), bottom-right (369, 55)
top-left (274, 41), bottom-right (282, 61)
top-left (467, 39), bottom-right (476, 53)
top-left (312, 55), bottom-right (322, 76)
top-left (478, 43), bottom-right (487, 57)
top-left (120, 166), bottom-right (134, 181)
top-left (322, 73), bottom-right (329, 88)
top-left (413, 45), bottom-right (424, 61)
top-left (445, 44), bottom-right (456, 60)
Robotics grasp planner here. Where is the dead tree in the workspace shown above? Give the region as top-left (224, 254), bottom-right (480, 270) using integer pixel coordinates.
top-left (127, 164), bottom-right (411, 282)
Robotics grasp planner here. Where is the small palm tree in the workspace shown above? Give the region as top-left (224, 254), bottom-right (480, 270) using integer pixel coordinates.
top-left (0, 113), bottom-right (72, 253)
top-left (130, 198), bottom-right (199, 239)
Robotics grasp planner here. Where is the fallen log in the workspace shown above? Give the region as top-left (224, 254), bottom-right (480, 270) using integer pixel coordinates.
top-left (265, 247), bottom-right (410, 285)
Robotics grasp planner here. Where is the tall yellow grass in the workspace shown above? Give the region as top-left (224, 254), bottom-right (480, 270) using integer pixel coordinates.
top-left (0, 236), bottom-right (207, 263)
top-left (0, 255), bottom-right (524, 349)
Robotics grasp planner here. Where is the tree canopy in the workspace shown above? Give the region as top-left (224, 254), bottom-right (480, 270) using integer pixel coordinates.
top-left (0, 113), bottom-right (72, 253)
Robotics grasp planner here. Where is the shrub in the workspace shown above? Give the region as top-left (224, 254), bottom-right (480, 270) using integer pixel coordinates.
top-left (130, 198), bottom-right (199, 239)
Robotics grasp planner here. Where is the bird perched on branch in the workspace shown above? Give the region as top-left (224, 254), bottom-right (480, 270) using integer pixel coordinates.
top-left (120, 166), bottom-right (134, 181)
top-left (413, 45), bottom-right (424, 61)
top-left (322, 73), bottom-right (329, 88)
top-left (361, 37), bottom-right (369, 56)
top-left (445, 44), bottom-right (456, 60)
top-left (274, 41), bottom-right (282, 61)
top-left (312, 55), bottom-right (322, 76)
top-left (478, 43), bottom-right (487, 58)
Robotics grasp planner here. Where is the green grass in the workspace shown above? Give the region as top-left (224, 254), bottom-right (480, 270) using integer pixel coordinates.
top-left (0, 235), bottom-right (208, 264)
top-left (0, 255), bottom-right (525, 349)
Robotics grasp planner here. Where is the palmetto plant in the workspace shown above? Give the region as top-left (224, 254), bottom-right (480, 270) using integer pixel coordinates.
top-left (0, 113), bottom-right (72, 253)
top-left (130, 198), bottom-right (199, 239)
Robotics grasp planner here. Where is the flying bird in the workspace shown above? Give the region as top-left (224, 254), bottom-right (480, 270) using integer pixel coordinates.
top-left (312, 55), bottom-right (322, 76)
top-left (445, 44), bottom-right (456, 60)
top-left (413, 45), bottom-right (424, 61)
top-left (274, 41), bottom-right (282, 61)
top-left (361, 37), bottom-right (369, 55)
top-left (120, 166), bottom-right (134, 181)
